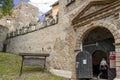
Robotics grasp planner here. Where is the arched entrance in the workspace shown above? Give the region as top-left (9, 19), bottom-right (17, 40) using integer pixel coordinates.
top-left (82, 27), bottom-right (115, 79)
top-left (76, 27), bottom-right (116, 79)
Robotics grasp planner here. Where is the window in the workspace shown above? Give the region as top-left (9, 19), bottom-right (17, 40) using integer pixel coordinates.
top-left (66, 0), bottom-right (75, 6)
top-left (67, 0), bottom-right (75, 4)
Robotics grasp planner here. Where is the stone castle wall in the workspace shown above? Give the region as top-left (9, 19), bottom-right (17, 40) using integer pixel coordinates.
top-left (6, 22), bottom-right (76, 78)
top-left (5, 0), bottom-right (120, 79)
top-left (0, 26), bottom-right (8, 51)
top-left (6, 12), bottom-right (120, 78)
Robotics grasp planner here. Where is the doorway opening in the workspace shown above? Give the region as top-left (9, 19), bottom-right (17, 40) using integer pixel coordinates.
top-left (82, 27), bottom-right (115, 79)
top-left (92, 50), bottom-right (107, 78)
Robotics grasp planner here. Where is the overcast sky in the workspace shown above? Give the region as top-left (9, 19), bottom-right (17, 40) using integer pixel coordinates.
top-left (14, 0), bottom-right (58, 13)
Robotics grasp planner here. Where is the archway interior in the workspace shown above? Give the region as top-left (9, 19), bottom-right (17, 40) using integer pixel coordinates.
top-left (83, 27), bottom-right (114, 45)
top-left (82, 27), bottom-right (115, 78)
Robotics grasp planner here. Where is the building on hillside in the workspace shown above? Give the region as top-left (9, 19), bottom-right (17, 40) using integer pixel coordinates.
top-left (45, 1), bottom-right (59, 24)
top-left (45, 9), bottom-right (52, 20)
top-left (50, 1), bottom-right (59, 23)
top-left (12, 1), bottom-right (39, 30)
top-left (0, 1), bottom-right (39, 32)
top-left (0, 16), bottom-right (14, 32)
top-left (5, 0), bottom-right (120, 80)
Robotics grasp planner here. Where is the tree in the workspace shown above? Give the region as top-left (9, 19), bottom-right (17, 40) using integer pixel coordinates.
top-left (0, 0), bottom-right (14, 17)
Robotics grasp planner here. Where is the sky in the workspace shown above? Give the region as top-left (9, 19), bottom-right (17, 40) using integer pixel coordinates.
top-left (14, 0), bottom-right (58, 13)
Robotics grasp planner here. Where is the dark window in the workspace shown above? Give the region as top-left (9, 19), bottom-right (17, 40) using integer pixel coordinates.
top-left (67, 0), bottom-right (74, 4)
top-left (66, 0), bottom-right (75, 6)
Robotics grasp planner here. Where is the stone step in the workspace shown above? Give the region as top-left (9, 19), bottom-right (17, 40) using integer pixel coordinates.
top-left (93, 77), bottom-right (107, 80)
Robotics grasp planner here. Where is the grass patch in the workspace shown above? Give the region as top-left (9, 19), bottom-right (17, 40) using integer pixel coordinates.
top-left (0, 52), bottom-right (69, 80)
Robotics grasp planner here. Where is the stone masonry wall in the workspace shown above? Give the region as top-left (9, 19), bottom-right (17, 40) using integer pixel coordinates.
top-left (6, 0), bottom-right (120, 79)
top-left (6, 22), bottom-right (76, 78)
top-left (0, 26), bottom-right (8, 51)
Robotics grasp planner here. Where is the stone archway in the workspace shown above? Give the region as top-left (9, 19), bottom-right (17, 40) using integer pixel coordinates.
top-left (74, 21), bottom-right (120, 80)
top-left (75, 21), bottom-right (119, 51)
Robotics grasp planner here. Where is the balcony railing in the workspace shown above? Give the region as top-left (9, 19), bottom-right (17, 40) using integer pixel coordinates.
top-left (7, 15), bottom-right (59, 39)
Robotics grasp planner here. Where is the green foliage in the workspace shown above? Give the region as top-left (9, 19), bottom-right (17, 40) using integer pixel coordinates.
top-left (0, 0), bottom-right (14, 17)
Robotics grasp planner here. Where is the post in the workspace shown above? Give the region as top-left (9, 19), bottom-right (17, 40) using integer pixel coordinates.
top-left (19, 56), bottom-right (24, 76)
top-left (44, 56), bottom-right (47, 69)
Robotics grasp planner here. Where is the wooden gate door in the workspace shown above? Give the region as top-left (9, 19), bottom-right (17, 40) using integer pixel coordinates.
top-left (76, 51), bottom-right (93, 78)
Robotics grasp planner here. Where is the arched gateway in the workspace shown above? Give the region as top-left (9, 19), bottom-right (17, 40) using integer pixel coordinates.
top-left (75, 21), bottom-right (119, 80)
top-left (70, 1), bottom-right (120, 79)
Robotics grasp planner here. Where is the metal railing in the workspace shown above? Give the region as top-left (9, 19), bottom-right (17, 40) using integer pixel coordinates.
top-left (7, 16), bottom-right (58, 39)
